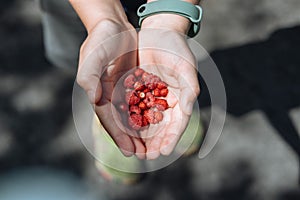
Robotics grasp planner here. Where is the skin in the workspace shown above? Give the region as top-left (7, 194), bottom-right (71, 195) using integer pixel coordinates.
top-left (69, 0), bottom-right (200, 159)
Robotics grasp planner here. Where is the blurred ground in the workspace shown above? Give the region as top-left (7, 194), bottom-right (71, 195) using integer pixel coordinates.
top-left (0, 0), bottom-right (300, 200)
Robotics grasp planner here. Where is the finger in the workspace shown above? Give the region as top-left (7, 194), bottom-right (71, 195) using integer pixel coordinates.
top-left (146, 109), bottom-right (171, 159)
top-left (160, 106), bottom-right (190, 156)
top-left (177, 63), bottom-right (200, 116)
top-left (95, 103), bottom-right (135, 157)
top-left (77, 25), bottom-right (137, 104)
top-left (146, 131), bottom-right (164, 160)
top-left (132, 137), bottom-right (146, 160)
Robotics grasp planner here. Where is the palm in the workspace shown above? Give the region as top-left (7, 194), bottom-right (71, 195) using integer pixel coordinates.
top-left (138, 29), bottom-right (200, 159)
top-left (78, 21), bottom-right (146, 158)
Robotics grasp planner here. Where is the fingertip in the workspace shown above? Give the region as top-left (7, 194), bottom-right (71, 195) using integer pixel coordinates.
top-left (132, 137), bottom-right (146, 160)
top-left (136, 152), bottom-right (146, 160)
top-left (121, 149), bottom-right (134, 157)
top-left (87, 90), bottom-right (96, 104)
top-left (160, 134), bottom-right (178, 156)
top-left (180, 89), bottom-right (196, 116)
top-left (115, 135), bottom-right (135, 157)
top-left (146, 150), bottom-right (160, 160)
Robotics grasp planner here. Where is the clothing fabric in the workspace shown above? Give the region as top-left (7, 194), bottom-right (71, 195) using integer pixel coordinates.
top-left (40, 0), bottom-right (143, 70)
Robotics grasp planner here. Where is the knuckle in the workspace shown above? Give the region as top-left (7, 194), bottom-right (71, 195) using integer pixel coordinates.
top-left (76, 74), bottom-right (90, 89)
top-left (194, 85), bottom-right (201, 96)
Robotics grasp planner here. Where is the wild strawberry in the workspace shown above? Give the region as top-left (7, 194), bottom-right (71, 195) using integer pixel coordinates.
top-left (154, 99), bottom-right (169, 111)
top-left (141, 72), bottom-right (150, 81)
top-left (143, 88), bottom-right (150, 93)
top-left (142, 116), bottom-right (149, 126)
top-left (134, 81), bottom-right (145, 91)
top-left (129, 94), bottom-right (140, 105)
top-left (144, 109), bottom-right (155, 124)
top-left (126, 91), bottom-right (140, 105)
top-left (125, 91), bottom-right (134, 104)
top-left (160, 88), bottom-right (168, 97)
top-left (130, 105), bottom-right (141, 114)
top-left (154, 111), bottom-right (163, 122)
top-left (138, 101), bottom-right (147, 110)
top-left (134, 68), bottom-right (144, 77)
top-left (123, 74), bottom-right (135, 88)
top-left (153, 88), bottom-right (161, 97)
top-left (157, 81), bottom-right (167, 89)
top-left (128, 114), bottom-right (143, 130)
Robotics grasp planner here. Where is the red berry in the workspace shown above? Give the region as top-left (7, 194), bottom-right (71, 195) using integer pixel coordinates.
top-left (142, 116), bottom-right (149, 126)
top-left (143, 88), bottom-right (150, 93)
top-left (134, 81), bottom-right (145, 91)
top-left (128, 114), bottom-right (143, 130)
top-left (122, 69), bottom-right (169, 129)
top-left (138, 101), bottom-right (147, 110)
top-left (141, 72), bottom-right (150, 81)
top-left (126, 91), bottom-right (140, 105)
top-left (144, 109), bottom-right (155, 124)
top-left (153, 88), bottom-right (161, 97)
top-left (157, 81), bottom-right (167, 89)
top-left (129, 94), bottom-right (140, 105)
top-left (130, 105), bottom-right (141, 114)
top-left (123, 74), bottom-right (135, 88)
top-left (125, 91), bottom-right (134, 104)
top-left (154, 99), bottom-right (169, 111)
top-left (160, 88), bottom-right (168, 97)
top-left (134, 68), bottom-right (144, 77)
top-left (154, 111), bottom-right (163, 122)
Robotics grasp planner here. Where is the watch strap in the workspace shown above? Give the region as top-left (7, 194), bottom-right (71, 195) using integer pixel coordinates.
top-left (137, 0), bottom-right (203, 37)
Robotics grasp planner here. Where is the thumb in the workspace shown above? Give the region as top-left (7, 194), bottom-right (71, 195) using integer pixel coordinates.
top-left (76, 21), bottom-right (137, 104)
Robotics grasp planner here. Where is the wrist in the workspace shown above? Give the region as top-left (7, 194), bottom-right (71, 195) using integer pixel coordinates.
top-left (69, 0), bottom-right (129, 33)
top-left (141, 13), bottom-right (190, 34)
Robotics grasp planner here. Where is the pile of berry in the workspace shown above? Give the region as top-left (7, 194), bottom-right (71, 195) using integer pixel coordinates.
top-left (118, 68), bottom-right (170, 130)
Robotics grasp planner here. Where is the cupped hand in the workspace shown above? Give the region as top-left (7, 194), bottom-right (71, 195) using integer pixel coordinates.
top-left (77, 19), bottom-right (146, 159)
top-left (138, 28), bottom-right (200, 160)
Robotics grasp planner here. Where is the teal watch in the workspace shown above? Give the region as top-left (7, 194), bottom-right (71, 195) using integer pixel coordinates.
top-left (137, 0), bottom-right (203, 38)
